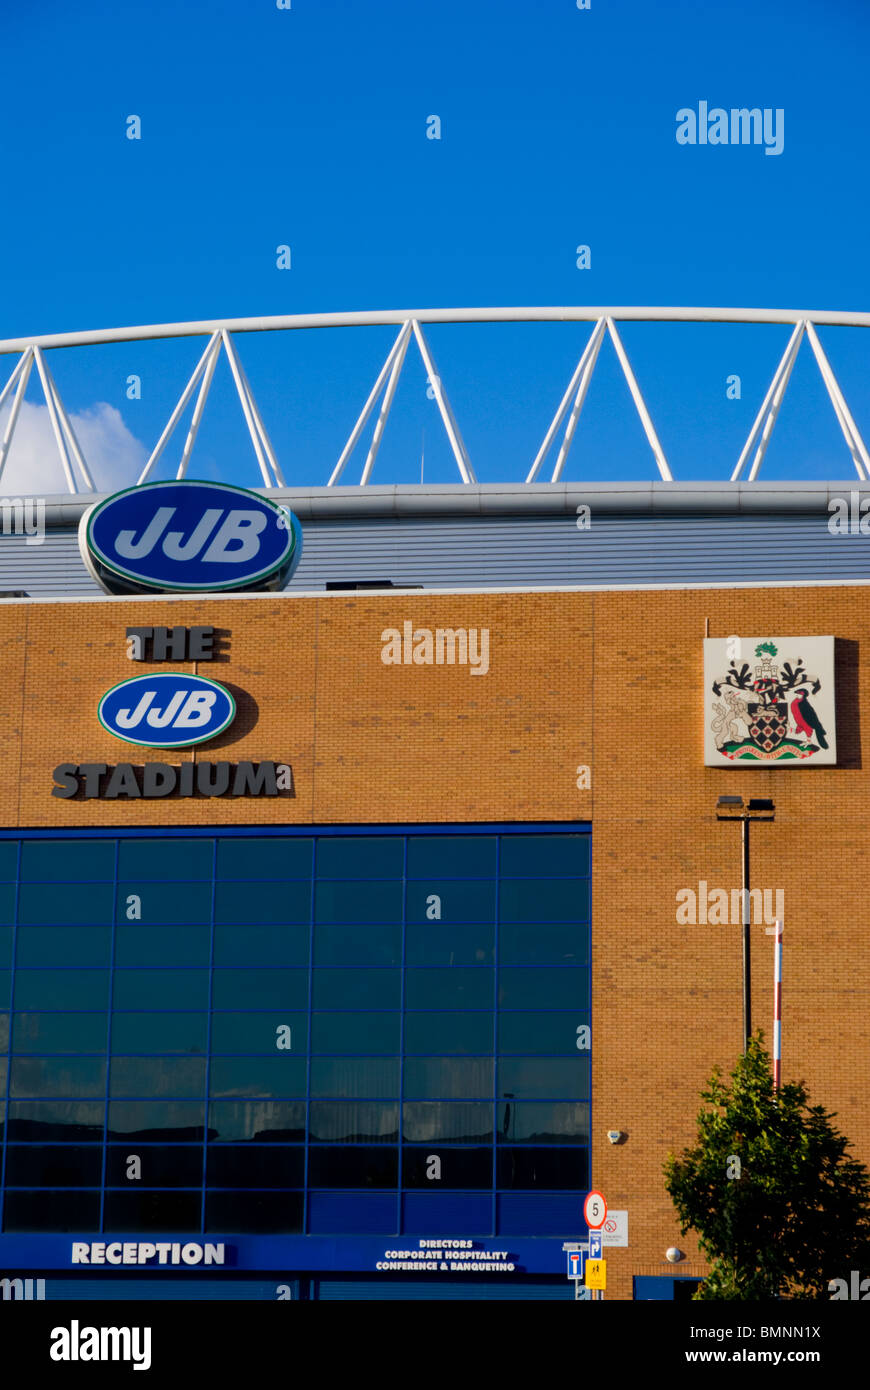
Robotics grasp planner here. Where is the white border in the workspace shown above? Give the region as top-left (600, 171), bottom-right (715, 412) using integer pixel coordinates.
top-left (5, 576), bottom-right (870, 606)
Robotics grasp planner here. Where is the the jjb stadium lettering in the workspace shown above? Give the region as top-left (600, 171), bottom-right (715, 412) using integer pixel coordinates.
top-left (126, 626), bottom-right (217, 661)
top-left (52, 761), bottom-right (294, 799)
top-left (114, 507), bottom-right (266, 564)
top-left (98, 673), bottom-right (236, 749)
top-left (80, 480), bottom-right (302, 595)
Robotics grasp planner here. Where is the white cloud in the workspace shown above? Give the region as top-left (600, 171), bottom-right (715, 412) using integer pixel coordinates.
top-left (0, 399), bottom-right (147, 495)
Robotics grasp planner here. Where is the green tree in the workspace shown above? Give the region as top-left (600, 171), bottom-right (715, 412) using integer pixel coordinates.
top-left (664, 1034), bottom-right (870, 1299)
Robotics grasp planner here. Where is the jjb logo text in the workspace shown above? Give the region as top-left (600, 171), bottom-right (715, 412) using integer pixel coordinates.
top-left (80, 479), bottom-right (302, 594)
top-left (98, 672), bottom-right (236, 749)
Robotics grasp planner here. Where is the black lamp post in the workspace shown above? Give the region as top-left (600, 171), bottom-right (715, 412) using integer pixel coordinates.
top-left (715, 796), bottom-right (775, 1052)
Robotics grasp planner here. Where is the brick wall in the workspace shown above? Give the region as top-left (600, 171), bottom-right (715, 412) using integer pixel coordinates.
top-left (1, 585), bottom-right (867, 1298)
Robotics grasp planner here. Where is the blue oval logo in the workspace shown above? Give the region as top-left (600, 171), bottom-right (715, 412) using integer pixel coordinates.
top-left (80, 480), bottom-right (302, 594)
top-left (98, 672), bottom-right (237, 749)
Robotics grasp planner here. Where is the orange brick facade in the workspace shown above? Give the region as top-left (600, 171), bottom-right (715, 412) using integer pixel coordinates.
top-left (1, 585), bottom-right (867, 1299)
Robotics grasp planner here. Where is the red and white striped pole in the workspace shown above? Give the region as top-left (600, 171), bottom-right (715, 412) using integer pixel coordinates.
top-left (766, 918), bottom-right (783, 1090)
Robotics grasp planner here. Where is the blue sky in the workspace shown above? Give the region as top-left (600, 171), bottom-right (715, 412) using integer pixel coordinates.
top-left (1, 0), bottom-right (869, 491)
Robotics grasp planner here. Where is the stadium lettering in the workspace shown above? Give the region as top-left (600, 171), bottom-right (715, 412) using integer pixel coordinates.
top-left (52, 761), bottom-right (293, 799)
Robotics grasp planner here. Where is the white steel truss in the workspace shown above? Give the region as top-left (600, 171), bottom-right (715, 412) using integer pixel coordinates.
top-left (731, 321), bottom-right (870, 483)
top-left (328, 318), bottom-right (475, 485)
top-left (137, 330), bottom-right (285, 487)
top-left (1, 308), bottom-right (869, 492)
top-left (526, 317), bottom-right (673, 483)
top-left (0, 344), bottom-right (94, 492)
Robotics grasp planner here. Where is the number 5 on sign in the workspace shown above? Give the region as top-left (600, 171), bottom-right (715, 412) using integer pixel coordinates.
top-left (583, 1191), bottom-right (607, 1229)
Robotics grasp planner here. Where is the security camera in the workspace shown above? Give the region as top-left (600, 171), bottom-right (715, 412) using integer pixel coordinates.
top-left (607, 1130), bottom-right (623, 1144)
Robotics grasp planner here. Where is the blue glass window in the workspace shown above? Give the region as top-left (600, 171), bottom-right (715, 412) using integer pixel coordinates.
top-left (116, 882), bottom-right (212, 926)
top-left (208, 1100), bottom-right (305, 1143)
top-left (309, 1101), bottom-right (399, 1144)
top-left (498, 1012), bottom-right (590, 1056)
top-left (16, 928), bottom-right (112, 969)
top-left (307, 1147), bottom-right (398, 1189)
top-left (105, 1145), bottom-right (204, 1187)
top-left (215, 881), bottom-right (310, 925)
top-left (18, 884), bottom-right (114, 926)
top-left (0, 842), bottom-right (18, 880)
top-left (498, 1057), bottom-right (590, 1100)
top-left (406, 836), bottom-right (497, 879)
top-left (496, 1101), bottom-right (589, 1143)
top-left (0, 826), bottom-right (590, 1237)
top-left (107, 1100), bottom-right (205, 1140)
top-left (405, 968), bottom-right (492, 1010)
top-left (402, 1147), bottom-right (492, 1188)
top-left (3, 1189), bottom-right (100, 1232)
top-left (7, 1099), bottom-right (104, 1142)
top-left (209, 1012), bottom-right (307, 1056)
top-left (20, 840), bottom-right (113, 883)
top-left (118, 838), bottom-right (213, 881)
top-left (312, 969), bottom-right (400, 1011)
top-left (498, 967), bottom-right (588, 1010)
top-left (499, 834), bottom-right (589, 878)
top-left (109, 1057), bottom-right (207, 1098)
top-left (314, 924), bottom-right (401, 967)
top-left (112, 970), bottom-right (209, 1012)
top-left (0, 887), bottom-right (17, 926)
top-left (208, 1057), bottom-right (307, 1098)
top-left (11, 1017), bottom-right (108, 1056)
top-left (205, 1191), bottom-right (304, 1233)
top-left (402, 1102), bottom-right (493, 1145)
top-left (499, 879), bottom-right (589, 923)
top-left (499, 921), bottom-right (588, 966)
top-left (405, 921), bottom-right (494, 966)
top-left (496, 1147), bottom-right (589, 1190)
top-left (212, 969), bottom-right (309, 1012)
top-left (114, 926), bottom-right (211, 968)
top-left (309, 1057), bottom-right (401, 1098)
top-left (214, 925), bottom-right (309, 967)
top-left (217, 837), bottom-right (312, 881)
top-left (104, 1191), bottom-right (202, 1231)
top-left (110, 1012), bottom-right (207, 1055)
top-left (315, 881), bottom-right (403, 925)
top-left (5, 1145), bottom-right (103, 1188)
top-left (10, 1057), bottom-right (106, 1098)
top-left (316, 837), bottom-right (403, 879)
top-left (402, 1057), bottom-right (493, 1099)
top-left (206, 1147), bottom-right (304, 1188)
top-left (311, 1012), bottom-right (400, 1056)
top-left (404, 1012), bottom-right (493, 1056)
top-left (13, 970), bottom-right (109, 1011)
top-left (405, 881), bottom-right (496, 924)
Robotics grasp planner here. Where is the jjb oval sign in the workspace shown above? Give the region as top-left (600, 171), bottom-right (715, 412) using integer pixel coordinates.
top-left (99, 672), bottom-right (236, 749)
top-left (80, 480), bottom-right (302, 594)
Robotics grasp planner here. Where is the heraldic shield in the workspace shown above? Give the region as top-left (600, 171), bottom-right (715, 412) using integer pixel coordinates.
top-left (747, 701), bottom-right (788, 752)
top-left (705, 637), bottom-right (836, 765)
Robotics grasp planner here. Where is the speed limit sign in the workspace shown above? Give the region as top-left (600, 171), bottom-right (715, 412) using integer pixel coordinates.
top-left (583, 1191), bottom-right (607, 1229)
